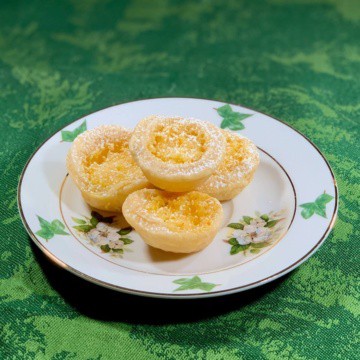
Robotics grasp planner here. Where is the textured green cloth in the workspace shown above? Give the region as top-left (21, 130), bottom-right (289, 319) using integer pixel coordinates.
top-left (1, 0), bottom-right (359, 359)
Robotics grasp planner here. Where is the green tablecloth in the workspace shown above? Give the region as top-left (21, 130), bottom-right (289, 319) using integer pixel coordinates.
top-left (1, 0), bottom-right (359, 358)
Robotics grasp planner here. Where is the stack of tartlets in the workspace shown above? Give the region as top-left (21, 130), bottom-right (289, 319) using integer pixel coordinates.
top-left (67, 116), bottom-right (259, 253)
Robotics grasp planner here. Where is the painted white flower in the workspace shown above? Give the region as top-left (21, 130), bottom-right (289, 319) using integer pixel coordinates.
top-left (250, 218), bottom-right (267, 227)
top-left (233, 229), bottom-right (251, 245)
top-left (87, 222), bottom-right (120, 245)
top-left (109, 239), bottom-right (124, 249)
top-left (252, 226), bottom-right (272, 243)
top-left (233, 217), bottom-right (272, 244)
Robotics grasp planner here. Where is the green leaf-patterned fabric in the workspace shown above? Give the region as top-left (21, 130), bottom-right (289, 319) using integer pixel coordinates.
top-left (0, 0), bottom-right (359, 359)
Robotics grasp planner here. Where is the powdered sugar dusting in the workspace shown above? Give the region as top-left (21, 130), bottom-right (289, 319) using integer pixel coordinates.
top-left (67, 125), bottom-right (149, 196)
top-left (123, 189), bottom-right (223, 234)
top-left (196, 130), bottom-right (260, 199)
top-left (129, 115), bottom-right (226, 180)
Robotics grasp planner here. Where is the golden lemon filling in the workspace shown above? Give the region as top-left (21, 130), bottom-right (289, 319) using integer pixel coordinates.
top-left (147, 123), bottom-right (207, 164)
top-left (142, 191), bottom-right (220, 231)
top-left (122, 189), bottom-right (223, 253)
top-left (85, 146), bottom-right (140, 189)
top-left (67, 125), bottom-right (150, 212)
top-left (221, 133), bottom-right (248, 172)
top-left (129, 116), bottom-right (226, 192)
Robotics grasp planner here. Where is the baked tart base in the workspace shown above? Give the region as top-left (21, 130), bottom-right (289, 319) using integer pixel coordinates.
top-left (67, 125), bottom-right (151, 212)
top-left (129, 116), bottom-right (226, 192)
top-left (122, 189), bottom-right (223, 253)
top-left (196, 130), bottom-right (260, 201)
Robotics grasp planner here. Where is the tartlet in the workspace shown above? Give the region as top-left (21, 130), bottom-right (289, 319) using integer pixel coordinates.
top-left (196, 130), bottom-right (260, 201)
top-left (122, 189), bottom-right (223, 253)
top-left (129, 116), bottom-right (226, 192)
top-left (66, 125), bottom-right (151, 212)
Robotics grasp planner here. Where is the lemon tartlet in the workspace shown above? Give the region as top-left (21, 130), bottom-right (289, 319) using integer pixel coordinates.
top-left (122, 189), bottom-right (223, 253)
top-left (129, 116), bottom-right (226, 192)
top-left (196, 130), bottom-right (260, 201)
top-left (67, 125), bottom-right (151, 212)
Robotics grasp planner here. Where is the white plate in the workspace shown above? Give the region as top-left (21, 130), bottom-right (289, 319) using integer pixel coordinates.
top-left (18, 98), bottom-right (338, 299)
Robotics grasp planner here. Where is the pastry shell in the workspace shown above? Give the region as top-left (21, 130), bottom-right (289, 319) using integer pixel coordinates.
top-left (196, 130), bottom-right (260, 201)
top-left (122, 189), bottom-right (223, 253)
top-left (67, 125), bottom-right (151, 212)
top-left (129, 116), bottom-right (226, 192)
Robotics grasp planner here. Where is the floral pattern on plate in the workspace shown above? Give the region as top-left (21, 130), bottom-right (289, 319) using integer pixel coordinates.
top-left (225, 210), bottom-right (286, 255)
top-left (72, 211), bottom-right (134, 256)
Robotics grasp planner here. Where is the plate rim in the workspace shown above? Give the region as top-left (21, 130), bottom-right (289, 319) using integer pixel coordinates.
top-left (17, 96), bottom-right (339, 299)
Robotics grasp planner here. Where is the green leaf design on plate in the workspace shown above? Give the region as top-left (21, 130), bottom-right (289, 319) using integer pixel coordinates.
top-left (72, 217), bottom-right (86, 225)
top-left (313, 203), bottom-right (327, 218)
top-left (228, 238), bottom-right (239, 246)
top-left (264, 219), bottom-right (279, 228)
top-left (73, 224), bottom-right (94, 233)
top-left (260, 214), bottom-right (269, 222)
top-left (91, 211), bottom-right (114, 224)
top-left (230, 243), bottom-right (250, 255)
top-left (61, 121), bottom-right (87, 142)
top-left (173, 276), bottom-right (218, 292)
top-left (121, 237), bottom-right (133, 245)
top-left (35, 216), bottom-right (69, 240)
top-left (90, 216), bottom-right (99, 227)
top-left (50, 220), bottom-right (69, 235)
top-left (243, 216), bottom-right (253, 224)
top-left (300, 192), bottom-right (334, 219)
top-left (35, 227), bottom-right (54, 240)
top-left (300, 203), bottom-right (315, 219)
top-left (38, 216), bottom-right (51, 229)
top-left (216, 104), bottom-right (252, 131)
top-left (250, 248), bottom-right (261, 254)
top-left (111, 248), bottom-right (124, 254)
top-left (118, 227), bottom-right (132, 235)
top-left (173, 278), bottom-right (189, 285)
top-left (72, 213), bottom-right (97, 232)
top-left (316, 193), bottom-right (334, 206)
top-left (100, 244), bottom-right (110, 253)
top-left (251, 242), bottom-right (271, 249)
top-left (227, 223), bottom-right (244, 230)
